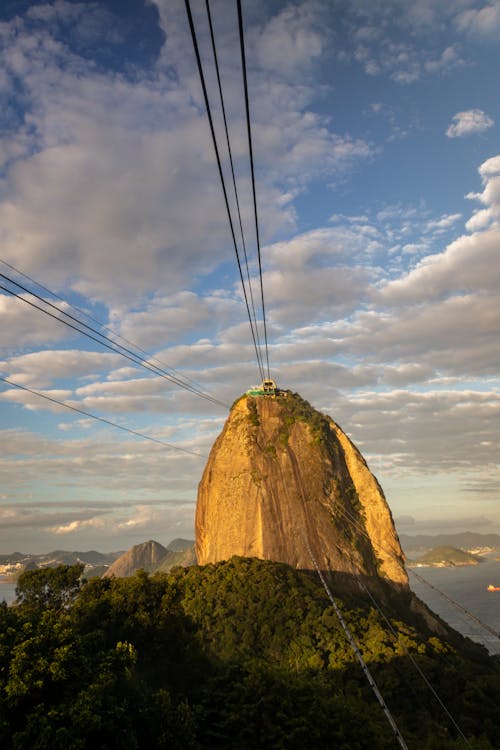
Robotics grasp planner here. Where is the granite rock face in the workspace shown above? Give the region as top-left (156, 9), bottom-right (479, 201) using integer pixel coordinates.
top-left (196, 393), bottom-right (408, 588)
top-left (102, 540), bottom-right (167, 578)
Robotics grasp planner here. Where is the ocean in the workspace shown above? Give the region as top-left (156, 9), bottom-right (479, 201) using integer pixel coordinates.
top-left (408, 552), bottom-right (500, 655)
top-left (1, 558), bottom-right (499, 654)
top-left (0, 581), bottom-right (17, 605)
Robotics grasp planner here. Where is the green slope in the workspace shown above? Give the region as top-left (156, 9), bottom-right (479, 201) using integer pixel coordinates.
top-left (1, 557), bottom-right (499, 749)
top-left (411, 546), bottom-right (483, 567)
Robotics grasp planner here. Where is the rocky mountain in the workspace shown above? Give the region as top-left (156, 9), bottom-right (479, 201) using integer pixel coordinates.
top-left (154, 544), bottom-right (196, 573)
top-left (101, 539), bottom-right (196, 578)
top-left (102, 540), bottom-right (168, 578)
top-left (196, 392), bottom-right (408, 590)
top-left (166, 538), bottom-right (195, 552)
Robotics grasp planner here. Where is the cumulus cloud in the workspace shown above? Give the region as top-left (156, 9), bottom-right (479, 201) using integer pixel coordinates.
top-left (330, 388), bottom-right (500, 472)
top-left (113, 291), bottom-right (241, 350)
top-left (49, 516), bottom-right (106, 535)
top-left (0, 385), bottom-right (74, 413)
top-left (0, 427), bottom-right (208, 495)
top-left (0, 1), bottom-right (374, 311)
top-left (455, 3), bottom-right (500, 38)
top-left (0, 294), bottom-right (71, 348)
top-left (337, 292), bottom-right (500, 376)
top-left (1, 1), bottom-right (500, 549)
top-left (465, 155), bottom-right (500, 230)
top-left (424, 213), bottom-right (462, 233)
top-left (446, 109), bottom-right (494, 138)
top-left (380, 227), bottom-right (500, 303)
top-left (380, 155), bottom-right (500, 304)
top-left (0, 350), bottom-right (122, 387)
top-left (264, 265), bottom-right (370, 326)
top-left (253, 3), bottom-right (325, 77)
top-left (344, 3), bottom-right (465, 84)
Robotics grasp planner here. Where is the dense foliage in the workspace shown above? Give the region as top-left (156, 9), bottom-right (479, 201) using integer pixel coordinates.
top-left (0, 558), bottom-right (499, 749)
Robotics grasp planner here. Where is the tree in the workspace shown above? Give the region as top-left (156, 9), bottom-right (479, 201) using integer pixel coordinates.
top-left (15, 564), bottom-right (84, 612)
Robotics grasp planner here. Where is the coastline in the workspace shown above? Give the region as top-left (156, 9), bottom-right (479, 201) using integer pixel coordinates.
top-left (407, 561), bottom-right (481, 569)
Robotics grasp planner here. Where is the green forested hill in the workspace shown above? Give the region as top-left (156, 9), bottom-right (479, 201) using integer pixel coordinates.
top-left (410, 546), bottom-right (483, 567)
top-left (1, 558), bottom-right (498, 749)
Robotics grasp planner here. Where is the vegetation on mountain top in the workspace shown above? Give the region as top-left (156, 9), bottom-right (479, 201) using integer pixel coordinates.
top-left (410, 546), bottom-right (483, 567)
top-left (0, 557), bottom-right (498, 749)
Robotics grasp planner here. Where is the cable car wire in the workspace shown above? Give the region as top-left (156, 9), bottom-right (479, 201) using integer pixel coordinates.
top-left (355, 569), bottom-right (474, 749)
top-left (316, 526), bottom-right (474, 749)
top-left (299, 496), bottom-right (474, 749)
top-left (302, 529), bottom-right (410, 750)
top-left (204, 0), bottom-right (264, 378)
top-left (0, 258), bottom-right (211, 396)
top-left (335, 500), bottom-right (499, 644)
top-left (237, 0), bottom-right (270, 380)
top-left (282, 444), bottom-right (409, 747)
top-left (0, 375), bottom-right (206, 458)
top-left (0, 276), bottom-right (229, 409)
top-left (409, 569), bottom-right (499, 640)
top-left (185, 0), bottom-right (265, 382)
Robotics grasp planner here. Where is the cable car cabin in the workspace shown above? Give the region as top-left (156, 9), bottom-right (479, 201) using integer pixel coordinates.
top-left (246, 379), bottom-right (278, 396)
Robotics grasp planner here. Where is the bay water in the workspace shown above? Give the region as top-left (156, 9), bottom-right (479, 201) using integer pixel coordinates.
top-left (408, 552), bottom-right (500, 655)
top-left (0, 581), bottom-right (17, 605)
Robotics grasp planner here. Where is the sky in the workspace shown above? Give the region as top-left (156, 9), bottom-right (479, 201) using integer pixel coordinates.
top-left (0, 0), bottom-right (499, 553)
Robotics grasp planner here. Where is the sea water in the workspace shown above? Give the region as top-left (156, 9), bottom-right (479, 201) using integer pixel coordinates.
top-left (408, 552), bottom-right (500, 655)
top-left (0, 581), bottom-right (17, 605)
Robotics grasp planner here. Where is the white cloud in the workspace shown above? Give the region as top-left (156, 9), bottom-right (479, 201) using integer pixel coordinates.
top-left (254, 3), bottom-right (325, 77)
top-left (0, 386), bottom-right (74, 413)
top-left (424, 44), bottom-right (463, 74)
top-left (50, 516), bottom-right (106, 535)
top-left (330, 388), bottom-right (500, 472)
top-left (264, 265), bottom-right (370, 326)
top-left (455, 2), bottom-right (500, 38)
top-left (338, 292), bottom-right (500, 376)
top-left (0, 1), bottom-right (375, 313)
top-left (380, 155), bottom-right (500, 303)
top-left (446, 109), bottom-right (494, 138)
top-left (0, 350), bottom-right (122, 387)
top-left (345, 4), bottom-right (466, 84)
top-left (0, 294), bottom-right (71, 347)
top-left (424, 213), bottom-right (462, 233)
top-left (380, 226), bottom-right (500, 303)
top-left (479, 154), bottom-right (500, 177)
top-left (112, 291), bottom-right (241, 350)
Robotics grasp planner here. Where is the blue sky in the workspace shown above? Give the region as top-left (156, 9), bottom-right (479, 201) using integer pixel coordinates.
top-left (0, 0), bottom-right (499, 553)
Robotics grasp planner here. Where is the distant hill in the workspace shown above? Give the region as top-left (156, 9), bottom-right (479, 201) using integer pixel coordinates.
top-left (399, 532), bottom-right (500, 557)
top-left (0, 541), bottom-right (196, 581)
top-left (166, 538), bottom-right (195, 552)
top-left (154, 544), bottom-right (196, 573)
top-left (102, 540), bottom-right (168, 578)
top-left (409, 546), bottom-right (484, 567)
top-left (0, 549), bottom-right (122, 580)
top-left (102, 539), bottom-right (196, 578)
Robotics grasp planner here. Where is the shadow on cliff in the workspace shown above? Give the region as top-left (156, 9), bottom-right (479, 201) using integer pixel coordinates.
top-left (168, 556), bottom-right (499, 748)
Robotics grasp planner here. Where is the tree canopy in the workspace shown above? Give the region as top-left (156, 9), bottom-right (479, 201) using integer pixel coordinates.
top-left (0, 557), bottom-right (498, 749)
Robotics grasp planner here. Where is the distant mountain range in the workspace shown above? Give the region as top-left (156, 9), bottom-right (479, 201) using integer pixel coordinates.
top-left (2, 531), bottom-right (498, 581)
top-left (0, 539), bottom-right (195, 580)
